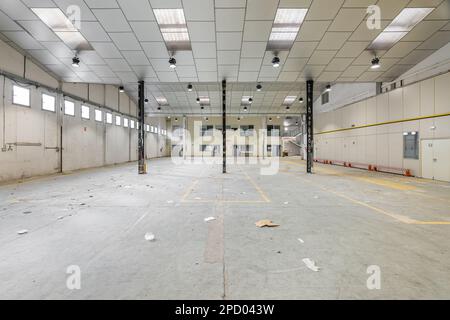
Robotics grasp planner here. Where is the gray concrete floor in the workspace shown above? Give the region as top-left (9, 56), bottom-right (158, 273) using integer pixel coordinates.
top-left (0, 157), bottom-right (449, 299)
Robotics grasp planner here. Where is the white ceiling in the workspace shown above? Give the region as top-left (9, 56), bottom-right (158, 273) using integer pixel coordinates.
top-left (0, 0), bottom-right (449, 115)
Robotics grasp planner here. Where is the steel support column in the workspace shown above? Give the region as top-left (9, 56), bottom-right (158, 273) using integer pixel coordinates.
top-left (306, 80), bottom-right (314, 174)
top-left (138, 80), bottom-right (147, 174)
top-left (222, 79), bottom-right (227, 174)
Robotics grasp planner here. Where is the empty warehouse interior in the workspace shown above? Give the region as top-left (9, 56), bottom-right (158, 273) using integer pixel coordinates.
top-left (0, 0), bottom-right (450, 303)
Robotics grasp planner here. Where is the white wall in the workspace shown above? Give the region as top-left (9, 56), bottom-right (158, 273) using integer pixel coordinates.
top-left (0, 38), bottom-right (168, 182)
top-left (314, 72), bottom-right (450, 177)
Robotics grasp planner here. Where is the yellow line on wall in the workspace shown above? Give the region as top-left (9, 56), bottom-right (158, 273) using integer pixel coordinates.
top-left (315, 112), bottom-right (450, 135)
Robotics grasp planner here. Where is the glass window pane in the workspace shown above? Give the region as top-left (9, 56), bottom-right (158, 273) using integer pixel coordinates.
top-left (81, 105), bottom-right (90, 119)
top-left (124, 118), bottom-right (129, 127)
top-left (42, 93), bottom-right (55, 112)
top-left (115, 115), bottom-right (121, 126)
top-left (64, 100), bottom-right (75, 116)
top-left (13, 85), bottom-right (30, 106)
top-left (106, 113), bottom-right (113, 124)
top-left (95, 109), bottom-right (102, 122)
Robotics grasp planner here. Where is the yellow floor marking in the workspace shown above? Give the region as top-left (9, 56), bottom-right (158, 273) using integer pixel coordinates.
top-left (181, 179), bottom-right (199, 201)
top-left (356, 177), bottom-right (416, 191)
top-left (241, 169), bottom-right (271, 203)
top-left (180, 169), bottom-right (271, 204)
top-left (281, 168), bottom-right (450, 225)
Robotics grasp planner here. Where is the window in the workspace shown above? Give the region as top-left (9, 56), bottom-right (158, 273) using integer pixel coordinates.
top-left (321, 91), bottom-right (329, 105)
top-left (150, 126), bottom-right (154, 133)
top-left (267, 125), bottom-right (280, 137)
top-left (64, 100), bottom-right (75, 116)
top-left (106, 112), bottom-right (113, 124)
top-left (13, 85), bottom-right (30, 107)
top-left (95, 109), bottom-right (102, 122)
top-left (240, 125), bottom-right (255, 137)
top-left (81, 105), bottom-right (90, 119)
top-left (130, 120), bottom-right (135, 129)
top-left (115, 115), bottom-right (121, 126)
top-left (42, 93), bottom-right (55, 112)
top-left (201, 125), bottom-right (213, 136)
top-left (146, 124), bottom-right (150, 132)
top-left (136, 122), bottom-right (140, 130)
top-left (124, 118), bottom-right (129, 127)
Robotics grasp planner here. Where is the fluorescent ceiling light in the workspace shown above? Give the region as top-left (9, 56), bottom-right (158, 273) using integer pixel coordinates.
top-left (368, 8), bottom-right (434, 51)
top-left (162, 32), bottom-right (190, 42)
top-left (283, 96), bottom-right (297, 106)
top-left (267, 9), bottom-right (308, 51)
top-left (385, 8), bottom-right (434, 32)
top-left (31, 7), bottom-right (92, 51)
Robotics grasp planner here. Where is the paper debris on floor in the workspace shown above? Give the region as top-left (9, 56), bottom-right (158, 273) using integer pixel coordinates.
top-left (204, 217), bottom-right (216, 222)
top-left (255, 220), bottom-right (280, 228)
top-left (298, 238), bottom-right (305, 243)
top-left (302, 258), bottom-right (320, 272)
top-left (284, 201), bottom-right (289, 205)
top-left (17, 229), bottom-right (28, 235)
top-left (144, 232), bottom-right (155, 241)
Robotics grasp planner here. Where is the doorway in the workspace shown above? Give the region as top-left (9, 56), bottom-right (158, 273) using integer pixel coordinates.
top-left (421, 139), bottom-right (450, 182)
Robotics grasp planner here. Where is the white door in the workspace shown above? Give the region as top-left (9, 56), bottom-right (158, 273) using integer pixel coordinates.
top-left (421, 139), bottom-right (450, 182)
top-left (421, 140), bottom-right (434, 180)
top-left (433, 139), bottom-right (450, 182)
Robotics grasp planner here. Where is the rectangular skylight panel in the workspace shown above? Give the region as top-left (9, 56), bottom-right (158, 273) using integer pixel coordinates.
top-left (368, 31), bottom-right (407, 50)
top-left (156, 97), bottom-right (168, 105)
top-left (269, 32), bottom-right (298, 41)
top-left (55, 31), bottom-right (92, 50)
top-left (31, 8), bottom-right (77, 32)
top-left (384, 8), bottom-right (434, 32)
top-left (274, 9), bottom-right (308, 24)
top-left (162, 32), bottom-right (190, 42)
top-left (153, 9), bottom-right (186, 25)
top-left (283, 96), bottom-right (297, 105)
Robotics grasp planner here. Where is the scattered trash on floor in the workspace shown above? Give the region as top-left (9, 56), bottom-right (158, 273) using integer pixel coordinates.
top-left (302, 258), bottom-right (320, 272)
top-left (57, 216), bottom-right (64, 220)
top-left (17, 229), bottom-right (28, 235)
top-left (22, 211), bottom-right (32, 215)
top-left (144, 232), bottom-right (155, 241)
top-left (204, 217), bottom-right (216, 222)
top-left (284, 201), bottom-right (289, 205)
top-left (255, 220), bottom-right (280, 228)
top-left (298, 238), bottom-right (304, 243)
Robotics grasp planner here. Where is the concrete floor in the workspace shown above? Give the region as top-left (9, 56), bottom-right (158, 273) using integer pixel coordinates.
top-left (0, 157), bottom-right (449, 299)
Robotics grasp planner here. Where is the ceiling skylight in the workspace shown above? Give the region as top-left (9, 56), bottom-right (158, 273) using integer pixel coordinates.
top-left (267, 9), bottom-right (308, 51)
top-left (156, 97), bottom-right (169, 106)
top-left (31, 8), bottom-right (92, 51)
top-left (368, 8), bottom-right (434, 51)
top-left (283, 96), bottom-right (297, 106)
top-left (153, 9), bottom-right (191, 50)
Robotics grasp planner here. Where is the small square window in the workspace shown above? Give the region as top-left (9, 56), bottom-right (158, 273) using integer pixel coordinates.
top-left (130, 120), bottom-right (135, 129)
top-left (115, 115), bottom-right (121, 126)
top-left (124, 118), bottom-right (129, 127)
top-left (81, 105), bottom-right (90, 119)
top-left (106, 113), bottom-right (113, 124)
top-left (42, 93), bottom-right (55, 112)
top-left (146, 124), bottom-right (150, 132)
top-left (95, 109), bottom-right (102, 122)
top-left (13, 85), bottom-right (30, 107)
top-left (64, 100), bottom-right (75, 116)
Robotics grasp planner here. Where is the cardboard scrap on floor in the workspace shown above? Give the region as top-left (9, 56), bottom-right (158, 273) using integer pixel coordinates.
top-left (255, 220), bottom-right (280, 228)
